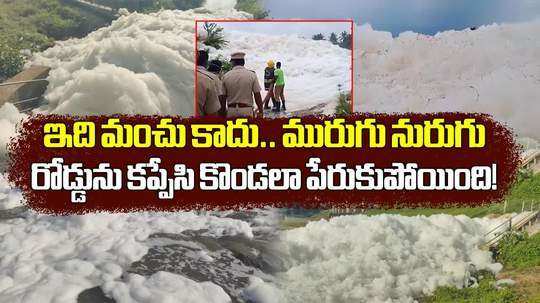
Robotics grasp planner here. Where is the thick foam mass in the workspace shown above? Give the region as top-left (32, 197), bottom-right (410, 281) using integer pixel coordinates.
top-left (103, 271), bottom-right (231, 303)
top-left (214, 31), bottom-right (351, 112)
top-left (277, 214), bottom-right (501, 303)
top-left (355, 22), bottom-right (540, 139)
top-left (203, 0), bottom-right (237, 11)
top-left (31, 9), bottom-right (249, 116)
top-left (0, 174), bottom-right (23, 210)
top-left (0, 211), bottom-right (251, 302)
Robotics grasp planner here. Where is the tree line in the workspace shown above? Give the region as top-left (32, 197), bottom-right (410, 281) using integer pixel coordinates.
top-left (312, 32), bottom-right (352, 50)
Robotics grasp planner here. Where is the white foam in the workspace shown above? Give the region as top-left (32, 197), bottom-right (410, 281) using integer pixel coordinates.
top-left (103, 271), bottom-right (231, 303)
top-left (355, 21), bottom-right (540, 139)
top-left (204, 0), bottom-right (237, 11)
top-left (30, 9), bottom-right (248, 116)
top-left (0, 211), bottom-right (252, 302)
top-left (0, 174), bottom-right (23, 210)
top-left (30, 9), bottom-right (349, 116)
top-left (213, 31), bottom-right (351, 112)
top-left (277, 214), bottom-right (500, 303)
top-left (242, 277), bottom-right (282, 303)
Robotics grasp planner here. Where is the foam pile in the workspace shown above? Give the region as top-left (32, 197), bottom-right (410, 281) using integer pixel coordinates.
top-left (213, 31), bottom-right (351, 112)
top-left (30, 8), bottom-right (249, 116)
top-left (103, 271), bottom-right (231, 303)
top-left (276, 214), bottom-right (501, 303)
top-left (0, 174), bottom-right (23, 210)
top-left (30, 7), bottom-right (349, 116)
top-left (355, 21), bottom-right (540, 139)
top-left (203, 0), bottom-right (237, 11)
top-left (0, 211), bottom-right (252, 302)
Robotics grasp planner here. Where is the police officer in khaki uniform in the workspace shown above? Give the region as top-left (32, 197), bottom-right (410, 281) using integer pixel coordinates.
top-left (196, 50), bottom-right (221, 116)
top-left (221, 52), bottom-right (264, 118)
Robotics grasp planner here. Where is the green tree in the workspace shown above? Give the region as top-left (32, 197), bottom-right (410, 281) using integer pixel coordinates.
top-left (339, 31), bottom-right (352, 50)
top-left (203, 22), bottom-right (228, 50)
top-left (329, 32), bottom-right (339, 45)
top-left (312, 33), bottom-right (325, 41)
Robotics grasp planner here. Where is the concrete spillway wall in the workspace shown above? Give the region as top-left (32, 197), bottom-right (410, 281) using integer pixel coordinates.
top-left (0, 66), bottom-right (50, 112)
top-left (61, 0), bottom-right (118, 20)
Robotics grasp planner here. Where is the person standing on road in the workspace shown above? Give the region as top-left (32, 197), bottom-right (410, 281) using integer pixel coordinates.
top-left (196, 50), bottom-right (221, 116)
top-left (221, 52), bottom-right (264, 118)
top-left (263, 60), bottom-right (277, 110)
top-left (274, 61), bottom-right (286, 111)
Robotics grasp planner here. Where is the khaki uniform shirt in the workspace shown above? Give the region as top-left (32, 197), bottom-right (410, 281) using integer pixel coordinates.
top-left (197, 66), bottom-right (221, 116)
top-left (214, 76), bottom-right (224, 97)
top-left (222, 66), bottom-right (262, 106)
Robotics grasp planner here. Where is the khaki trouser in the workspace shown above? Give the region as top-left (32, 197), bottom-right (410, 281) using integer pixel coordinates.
top-left (227, 106), bottom-right (254, 118)
top-left (263, 83), bottom-right (276, 107)
top-left (274, 84), bottom-right (285, 102)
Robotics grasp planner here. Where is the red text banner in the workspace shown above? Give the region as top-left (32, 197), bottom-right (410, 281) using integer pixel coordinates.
top-left (7, 113), bottom-right (520, 214)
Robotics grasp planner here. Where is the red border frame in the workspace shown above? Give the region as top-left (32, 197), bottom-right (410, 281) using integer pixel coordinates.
top-left (194, 19), bottom-right (355, 117)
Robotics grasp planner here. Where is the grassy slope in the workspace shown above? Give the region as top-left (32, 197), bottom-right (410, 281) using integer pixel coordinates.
top-left (0, 0), bottom-right (111, 50)
top-left (425, 233), bottom-right (540, 303)
top-left (0, 0), bottom-right (113, 79)
top-left (499, 267), bottom-right (540, 303)
top-left (421, 272), bottom-right (517, 303)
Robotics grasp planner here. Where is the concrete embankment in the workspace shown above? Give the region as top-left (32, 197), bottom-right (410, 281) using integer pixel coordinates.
top-left (0, 66), bottom-right (50, 112)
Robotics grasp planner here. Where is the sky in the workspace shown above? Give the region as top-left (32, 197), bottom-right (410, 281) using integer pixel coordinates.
top-left (263, 0), bottom-right (540, 36)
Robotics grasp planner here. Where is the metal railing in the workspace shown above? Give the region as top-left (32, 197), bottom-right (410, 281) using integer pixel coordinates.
top-left (483, 202), bottom-right (539, 248)
top-left (0, 79), bottom-right (49, 87)
top-left (12, 96), bottom-right (41, 106)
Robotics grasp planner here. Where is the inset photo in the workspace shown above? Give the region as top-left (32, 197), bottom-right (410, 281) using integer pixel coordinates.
top-left (195, 20), bottom-right (353, 118)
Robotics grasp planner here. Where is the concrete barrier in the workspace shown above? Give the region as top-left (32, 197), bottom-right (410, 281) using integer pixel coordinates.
top-left (0, 66), bottom-right (50, 111)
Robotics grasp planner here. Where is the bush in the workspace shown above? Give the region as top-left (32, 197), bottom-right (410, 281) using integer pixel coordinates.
top-left (0, 39), bottom-right (24, 80)
top-left (235, 0), bottom-right (268, 19)
top-left (335, 90), bottom-right (352, 115)
top-left (497, 232), bottom-right (540, 269)
top-left (312, 33), bottom-right (325, 41)
top-left (327, 31), bottom-right (353, 50)
top-left (329, 32), bottom-right (339, 45)
top-left (424, 272), bottom-right (516, 303)
top-left (211, 55), bottom-right (232, 73)
top-left (34, 11), bottom-right (81, 40)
